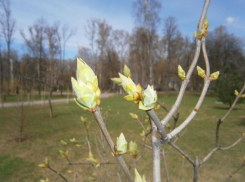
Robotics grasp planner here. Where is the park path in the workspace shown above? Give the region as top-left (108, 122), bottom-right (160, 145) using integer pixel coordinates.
top-left (1, 93), bottom-right (116, 108)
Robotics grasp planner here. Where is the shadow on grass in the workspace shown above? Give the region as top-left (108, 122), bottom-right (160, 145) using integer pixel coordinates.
top-left (0, 155), bottom-right (35, 181)
top-left (212, 105), bottom-right (242, 110)
top-left (238, 117), bottom-right (245, 126)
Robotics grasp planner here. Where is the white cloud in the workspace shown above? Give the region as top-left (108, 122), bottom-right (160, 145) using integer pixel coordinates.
top-left (226, 17), bottom-right (238, 24)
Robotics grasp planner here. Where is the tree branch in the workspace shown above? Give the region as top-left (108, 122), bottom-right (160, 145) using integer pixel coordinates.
top-left (168, 37), bottom-right (211, 140)
top-left (147, 109), bottom-right (168, 143)
top-left (93, 108), bottom-right (134, 182)
top-left (199, 146), bottom-right (219, 166)
top-left (151, 121), bottom-right (161, 182)
top-left (168, 142), bottom-right (194, 165)
top-left (222, 162), bottom-right (245, 182)
top-left (216, 83), bottom-right (245, 146)
top-left (219, 136), bottom-right (245, 151)
top-left (161, 0), bottom-right (211, 126)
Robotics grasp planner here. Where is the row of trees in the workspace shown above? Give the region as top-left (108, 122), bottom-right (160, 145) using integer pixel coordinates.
top-left (0, 0), bottom-right (244, 103)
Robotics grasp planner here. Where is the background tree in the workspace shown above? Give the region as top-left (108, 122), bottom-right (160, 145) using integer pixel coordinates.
top-left (0, 0), bottom-right (15, 94)
top-left (56, 23), bottom-right (75, 96)
top-left (21, 18), bottom-right (47, 96)
top-left (215, 66), bottom-right (243, 106)
top-left (85, 18), bottom-right (98, 71)
top-left (112, 29), bottom-right (129, 91)
top-left (0, 44), bottom-right (3, 107)
top-left (132, 0), bottom-right (161, 86)
top-left (44, 22), bottom-right (61, 118)
top-left (162, 16), bottom-right (184, 93)
top-left (96, 19), bottom-right (112, 89)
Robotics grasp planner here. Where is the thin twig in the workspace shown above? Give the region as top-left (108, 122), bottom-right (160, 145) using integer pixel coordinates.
top-left (219, 137), bottom-right (245, 151)
top-left (86, 137), bottom-right (105, 182)
top-left (165, 128), bottom-right (187, 155)
top-left (136, 118), bottom-right (147, 132)
top-left (48, 166), bottom-right (69, 182)
top-left (64, 161), bottom-right (117, 165)
top-left (93, 131), bottom-right (103, 159)
top-left (93, 109), bottom-right (134, 182)
top-left (161, 149), bottom-right (170, 182)
top-left (129, 130), bottom-right (151, 170)
top-left (140, 142), bottom-right (152, 150)
top-left (157, 101), bottom-right (180, 131)
top-left (117, 173), bottom-right (122, 182)
top-left (216, 83), bottom-right (245, 146)
top-left (157, 101), bottom-right (178, 121)
top-left (168, 142), bottom-right (194, 165)
top-left (199, 146), bottom-right (219, 166)
top-left (222, 162), bottom-right (245, 182)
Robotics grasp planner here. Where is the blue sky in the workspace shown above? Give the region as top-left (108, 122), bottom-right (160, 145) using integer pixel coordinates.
top-left (1, 0), bottom-right (245, 59)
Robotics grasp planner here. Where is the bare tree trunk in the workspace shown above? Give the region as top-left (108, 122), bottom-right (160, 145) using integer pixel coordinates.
top-left (193, 157), bottom-right (199, 182)
top-left (7, 44), bottom-right (10, 95)
top-left (48, 89), bottom-right (53, 118)
top-left (152, 121), bottom-right (161, 182)
top-left (0, 45), bottom-right (3, 108)
top-left (19, 98), bottom-right (24, 142)
top-left (10, 57), bottom-right (13, 92)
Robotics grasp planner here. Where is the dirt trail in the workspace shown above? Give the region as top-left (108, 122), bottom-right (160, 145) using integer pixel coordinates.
top-left (0, 93), bottom-right (116, 108)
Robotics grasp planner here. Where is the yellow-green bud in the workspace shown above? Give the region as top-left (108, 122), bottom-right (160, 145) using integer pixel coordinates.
top-left (87, 152), bottom-right (100, 167)
top-left (119, 73), bottom-right (142, 104)
top-left (210, 71), bottom-right (220, 81)
top-left (116, 133), bottom-right (127, 155)
top-left (140, 130), bottom-right (145, 138)
top-left (60, 140), bottom-right (67, 146)
top-left (129, 141), bottom-right (138, 158)
top-left (40, 178), bottom-right (49, 182)
top-left (194, 31), bottom-right (197, 38)
top-left (111, 77), bottom-right (122, 85)
top-left (38, 158), bottom-right (49, 168)
top-left (123, 64), bottom-right (131, 78)
top-left (70, 138), bottom-right (76, 142)
top-left (197, 66), bottom-right (206, 78)
top-left (135, 169), bottom-right (147, 182)
top-left (235, 90), bottom-right (245, 98)
top-left (139, 85), bottom-right (157, 110)
top-left (130, 113), bottom-right (138, 120)
top-left (178, 65), bottom-right (186, 80)
top-left (146, 125), bottom-right (151, 132)
top-left (59, 150), bottom-right (69, 158)
top-left (196, 16), bottom-right (209, 39)
top-left (154, 104), bottom-right (160, 111)
top-left (81, 116), bottom-right (87, 123)
top-left (71, 58), bottom-right (101, 112)
top-left (234, 90), bottom-right (239, 96)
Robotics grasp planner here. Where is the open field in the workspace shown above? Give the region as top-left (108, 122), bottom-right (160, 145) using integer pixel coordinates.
top-left (0, 93), bottom-right (244, 182)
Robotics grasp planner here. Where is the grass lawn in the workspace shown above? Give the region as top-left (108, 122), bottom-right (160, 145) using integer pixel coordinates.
top-left (0, 93), bottom-right (244, 182)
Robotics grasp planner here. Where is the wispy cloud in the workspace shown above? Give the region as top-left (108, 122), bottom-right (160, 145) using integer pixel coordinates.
top-left (226, 17), bottom-right (238, 24)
